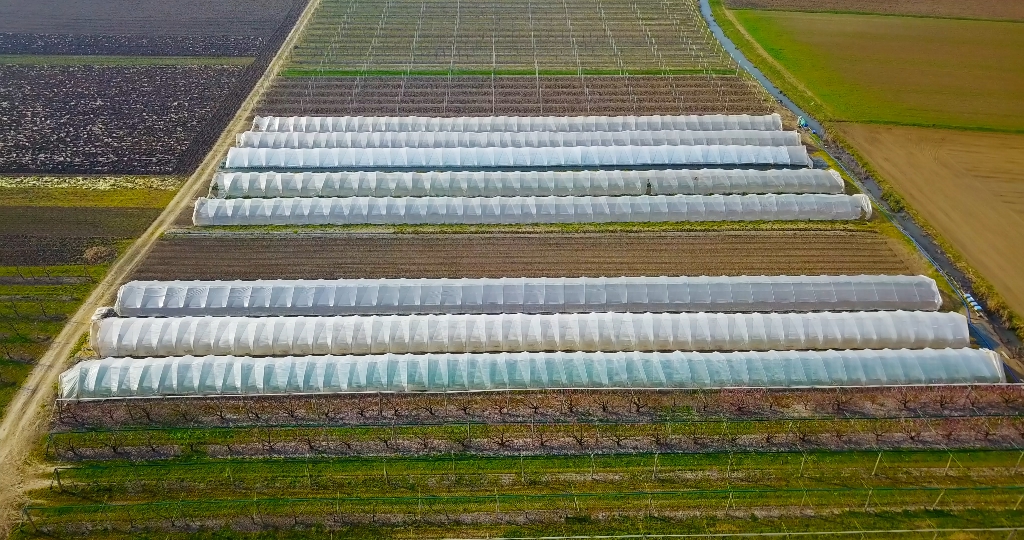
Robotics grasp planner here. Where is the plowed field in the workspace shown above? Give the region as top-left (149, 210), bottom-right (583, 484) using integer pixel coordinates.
top-left (837, 123), bottom-right (1024, 316)
top-left (724, 0), bottom-right (1024, 21)
top-left (258, 75), bottom-right (772, 116)
top-left (132, 231), bottom-right (916, 280)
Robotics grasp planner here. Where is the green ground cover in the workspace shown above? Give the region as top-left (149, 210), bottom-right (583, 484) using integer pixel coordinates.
top-left (727, 10), bottom-right (1024, 131)
top-left (18, 450), bottom-right (1024, 538)
top-left (0, 264), bottom-right (110, 417)
top-left (12, 513), bottom-right (1024, 540)
top-left (0, 188), bottom-right (176, 208)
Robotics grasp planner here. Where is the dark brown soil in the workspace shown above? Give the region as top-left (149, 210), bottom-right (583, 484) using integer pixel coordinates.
top-left (257, 75), bottom-right (773, 116)
top-left (130, 231), bottom-right (914, 280)
top-left (0, 207), bottom-right (161, 237)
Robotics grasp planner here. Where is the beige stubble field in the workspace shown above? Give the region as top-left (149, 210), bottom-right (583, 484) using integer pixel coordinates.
top-left (837, 123), bottom-right (1024, 316)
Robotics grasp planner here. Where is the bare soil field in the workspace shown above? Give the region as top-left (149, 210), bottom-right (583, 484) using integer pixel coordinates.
top-left (0, 0), bottom-right (295, 37)
top-left (0, 65), bottom-right (243, 174)
top-left (837, 123), bottom-right (1024, 317)
top-left (258, 75), bottom-right (773, 116)
top-left (131, 231), bottom-right (916, 280)
top-left (0, 237), bottom-right (122, 266)
top-left (0, 33), bottom-right (266, 57)
top-left (0, 207), bottom-right (161, 265)
top-left (725, 0), bottom-right (1024, 21)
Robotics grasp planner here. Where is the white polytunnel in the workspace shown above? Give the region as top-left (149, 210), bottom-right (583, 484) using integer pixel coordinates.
top-left (113, 276), bottom-right (943, 317)
top-left (214, 169), bottom-right (846, 198)
top-left (235, 130), bottom-right (803, 150)
top-left (223, 145), bottom-right (813, 169)
top-left (91, 311), bottom-right (970, 358)
top-left (192, 194), bottom-right (871, 226)
top-left (252, 114), bottom-right (784, 133)
top-left (59, 348), bottom-right (1005, 399)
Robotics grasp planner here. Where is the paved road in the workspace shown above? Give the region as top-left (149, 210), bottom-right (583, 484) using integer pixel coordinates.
top-left (698, 0), bottom-right (1020, 359)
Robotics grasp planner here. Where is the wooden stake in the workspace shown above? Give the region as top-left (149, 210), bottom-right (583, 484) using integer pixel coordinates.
top-left (931, 488), bottom-right (945, 510)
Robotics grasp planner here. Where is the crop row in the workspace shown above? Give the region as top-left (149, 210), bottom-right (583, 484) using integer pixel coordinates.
top-left (54, 386), bottom-right (1024, 431)
top-left (21, 488), bottom-right (1024, 537)
top-left (43, 450), bottom-right (1024, 504)
top-left (257, 74), bottom-right (774, 116)
top-left (46, 416), bottom-right (1024, 461)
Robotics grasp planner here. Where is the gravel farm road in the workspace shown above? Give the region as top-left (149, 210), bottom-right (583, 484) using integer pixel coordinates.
top-left (0, 0), bottom-right (323, 532)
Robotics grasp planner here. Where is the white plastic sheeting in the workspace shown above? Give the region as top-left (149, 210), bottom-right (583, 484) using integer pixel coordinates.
top-left (114, 276), bottom-right (943, 317)
top-left (223, 146), bottom-right (813, 169)
top-left (59, 348), bottom-right (1005, 399)
top-left (193, 194), bottom-right (871, 226)
top-left (214, 169), bottom-right (846, 198)
top-left (236, 130), bottom-right (803, 149)
top-left (91, 311), bottom-right (970, 358)
top-left (252, 114), bottom-right (785, 133)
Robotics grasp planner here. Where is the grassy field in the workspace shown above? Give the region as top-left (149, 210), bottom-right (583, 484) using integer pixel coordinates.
top-left (724, 0), bottom-right (1024, 21)
top-left (15, 449), bottom-right (1024, 537)
top-left (729, 10), bottom-right (1024, 131)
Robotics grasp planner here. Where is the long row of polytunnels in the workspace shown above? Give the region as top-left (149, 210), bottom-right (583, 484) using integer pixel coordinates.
top-left (237, 130), bottom-right (803, 150)
top-left (60, 349), bottom-right (1005, 400)
top-left (192, 194), bottom-right (871, 226)
top-left (223, 145), bottom-right (814, 169)
top-left (252, 114), bottom-right (785, 133)
top-left (91, 311), bottom-right (969, 358)
top-left (114, 276), bottom-right (943, 317)
top-left (213, 169), bottom-right (846, 198)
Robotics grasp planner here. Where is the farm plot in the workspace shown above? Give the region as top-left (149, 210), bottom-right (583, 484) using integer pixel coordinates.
top-left (0, 0), bottom-right (297, 57)
top-left (836, 124), bottom-right (1024, 320)
top-left (723, 0), bottom-right (1024, 21)
top-left (728, 10), bottom-right (1024, 131)
top-left (0, 65), bottom-right (243, 174)
top-left (0, 178), bottom-right (177, 425)
top-left (257, 75), bottom-right (773, 116)
top-left (131, 231), bottom-right (918, 280)
top-left (286, 0), bottom-right (732, 76)
top-left (0, 264), bottom-right (110, 420)
top-left (16, 448), bottom-right (1024, 537)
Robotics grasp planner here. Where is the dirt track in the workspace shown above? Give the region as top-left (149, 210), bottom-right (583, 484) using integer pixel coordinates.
top-left (133, 231), bottom-right (916, 280)
top-left (0, 0), bottom-right (325, 532)
top-left (838, 123), bottom-right (1024, 317)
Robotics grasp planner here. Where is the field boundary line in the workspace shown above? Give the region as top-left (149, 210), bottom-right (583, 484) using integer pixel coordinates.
top-left (0, 0), bottom-right (324, 532)
top-left (444, 528), bottom-right (1023, 540)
